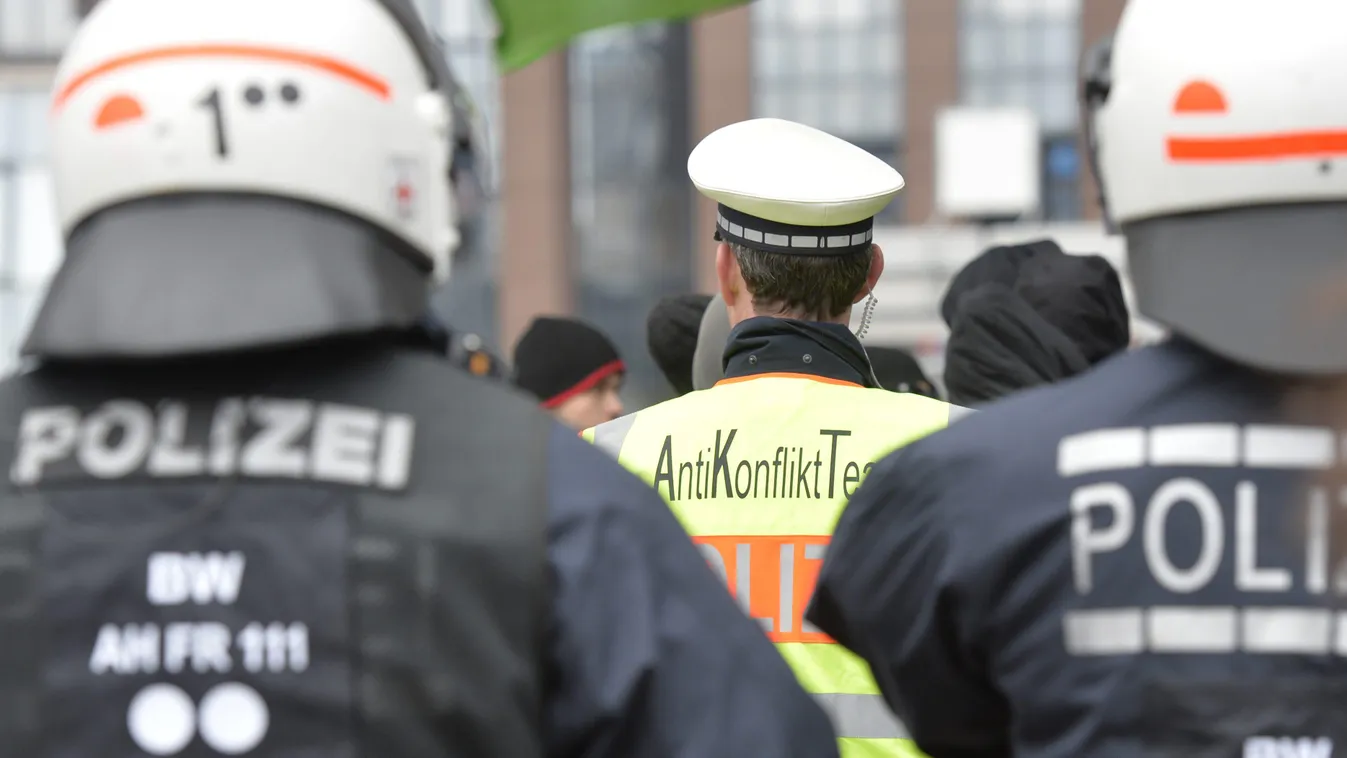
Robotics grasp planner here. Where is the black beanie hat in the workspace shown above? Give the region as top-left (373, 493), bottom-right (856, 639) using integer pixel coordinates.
top-left (512, 316), bottom-right (625, 408)
top-left (647, 293), bottom-right (714, 396)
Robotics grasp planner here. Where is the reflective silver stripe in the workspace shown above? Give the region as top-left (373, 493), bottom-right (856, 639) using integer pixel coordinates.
top-left (1063, 606), bottom-right (1344, 656)
top-left (1057, 424), bottom-right (1336, 476)
top-left (718, 211), bottom-right (873, 250)
top-left (779, 543), bottom-right (795, 633)
top-left (802, 544), bottom-right (826, 634)
top-left (813, 693), bottom-right (909, 740)
top-left (948, 404), bottom-right (975, 423)
top-left (591, 413), bottom-right (637, 459)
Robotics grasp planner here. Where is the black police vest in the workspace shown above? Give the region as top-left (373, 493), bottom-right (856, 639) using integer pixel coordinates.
top-left (0, 339), bottom-right (548, 758)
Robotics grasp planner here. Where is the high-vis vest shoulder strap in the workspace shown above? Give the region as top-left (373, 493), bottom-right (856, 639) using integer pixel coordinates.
top-left (584, 376), bottom-right (954, 758)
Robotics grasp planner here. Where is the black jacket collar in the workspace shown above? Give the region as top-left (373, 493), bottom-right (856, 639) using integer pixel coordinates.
top-left (722, 317), bottom-right (879, 388)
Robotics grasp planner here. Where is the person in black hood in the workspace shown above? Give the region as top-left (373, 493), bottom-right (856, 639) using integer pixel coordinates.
top-left (647, 293), bottom-right (714, 396)
top-left (939, 239), bottom-right (1130, 406)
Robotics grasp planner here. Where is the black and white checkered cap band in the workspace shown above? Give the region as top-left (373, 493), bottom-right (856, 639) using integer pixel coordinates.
top-left (714, 203), bottom-right (875, 256)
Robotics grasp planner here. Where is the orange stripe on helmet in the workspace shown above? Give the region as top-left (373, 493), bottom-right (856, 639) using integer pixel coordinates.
top-left (1167, 129), bottom-right (1347, 162)
top-left (53, 44), bottom-right (392, 110)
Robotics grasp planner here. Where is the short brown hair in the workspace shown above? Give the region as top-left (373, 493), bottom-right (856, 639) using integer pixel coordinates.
top-left (731, 242), bottom-right (873, 320)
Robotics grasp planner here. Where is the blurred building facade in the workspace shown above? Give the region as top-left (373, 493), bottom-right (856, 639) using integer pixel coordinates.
top-left (501, 0), bottom-right (1129, 405)
top-left (0, 0), bottom-right (1127, 405)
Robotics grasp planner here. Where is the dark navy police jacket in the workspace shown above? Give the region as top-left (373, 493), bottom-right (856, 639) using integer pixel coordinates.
top-left (809, 338), bottom-right (1347, 758)
top-left (547, 419), bottom-right (840, 757)
top-left (0, 336), bottom-right (837, 758)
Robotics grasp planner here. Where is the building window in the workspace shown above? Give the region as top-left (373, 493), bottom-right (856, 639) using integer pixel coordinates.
top-left (959, 0), bottom-right (1082, 219)
top-left (0, 0), bottom-right (82, 60)
top-left (569, 23), bottom-right (694, 406)
top-left (848, 138), bottom-right (905, 226)
top-left (412, 0), bottom-right (504, 343)
top-left (1042, 136), bottom-right (1081, 221)
top-left (423, 0), bottom-right (501, 169)
top-left (752, 0), bottom-right (904, 222)
top-left (0, 89), bottom-right (61, 374)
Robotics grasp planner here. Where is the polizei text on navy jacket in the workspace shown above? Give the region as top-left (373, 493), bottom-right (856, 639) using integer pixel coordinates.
top-left (651, 429), bottom-right (877, 501)
top-left (9, 398), bottom-right (415, 490)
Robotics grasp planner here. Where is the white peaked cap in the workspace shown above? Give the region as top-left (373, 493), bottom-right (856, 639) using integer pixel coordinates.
top-left (688, 119), bottom-right (904, 256)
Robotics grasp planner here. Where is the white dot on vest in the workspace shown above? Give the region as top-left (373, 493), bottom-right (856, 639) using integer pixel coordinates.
top-left (198, 682), bottom-right (270, 755)
top-left (127, 683), bottom-right (196, 756)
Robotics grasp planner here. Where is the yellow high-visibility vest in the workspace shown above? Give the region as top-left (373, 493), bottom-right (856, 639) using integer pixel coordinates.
top-left (583, 371), bottom-right (960, 758)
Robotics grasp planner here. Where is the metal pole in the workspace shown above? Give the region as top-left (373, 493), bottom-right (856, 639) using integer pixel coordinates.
top-left (0, 162), bottom-right (17, 372)
top-left (663, 21), bottom-right (692, 292)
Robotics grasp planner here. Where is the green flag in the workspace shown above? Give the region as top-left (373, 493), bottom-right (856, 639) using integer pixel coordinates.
top-left (492, 0), bottom-right (751, 72)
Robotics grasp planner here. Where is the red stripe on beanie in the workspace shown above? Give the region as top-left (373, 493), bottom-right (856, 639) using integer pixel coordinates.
top-left (541, 360), bottom-right (626, 409)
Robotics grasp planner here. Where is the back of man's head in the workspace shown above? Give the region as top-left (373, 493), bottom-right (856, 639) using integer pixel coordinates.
top-left (688, 119), bottom-right (902, 327)
top-left (726, 243), bottom-right (875, 322)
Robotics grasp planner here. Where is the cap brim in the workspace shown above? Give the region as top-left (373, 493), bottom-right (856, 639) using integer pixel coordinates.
top-left (1125, 203), bottom-right (1347, 375)
top-left (692, 293), bottom-right (730, 391)
top-left (23, 194), bottom-right (431, 359)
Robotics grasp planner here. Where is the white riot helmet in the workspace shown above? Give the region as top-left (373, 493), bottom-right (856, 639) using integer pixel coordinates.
top-left (1086, 0), bottom-right (1347, 374)
top-left (25, 0), bottom-right (477, 358)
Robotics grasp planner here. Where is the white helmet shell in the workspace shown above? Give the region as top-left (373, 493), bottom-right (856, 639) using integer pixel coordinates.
top-left (51, 0), bottom-right (457, 278)
top-left (1092, 0), bottom-right (1347, 374)
top-left (1098, 0), bottom-right (1347, 224)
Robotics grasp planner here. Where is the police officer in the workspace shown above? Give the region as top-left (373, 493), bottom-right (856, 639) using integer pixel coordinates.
top-left (582, 118), bottom-right (963, 758)
top-left (1, 2), bottom-right (839, 756)
top-left (808, 2), bottom-right (1347, 755)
